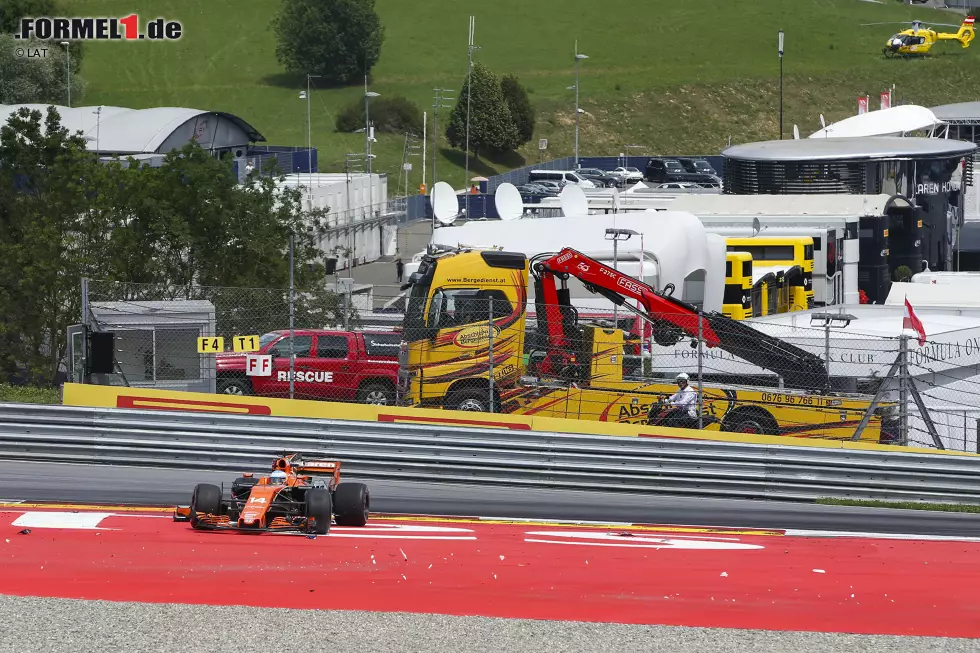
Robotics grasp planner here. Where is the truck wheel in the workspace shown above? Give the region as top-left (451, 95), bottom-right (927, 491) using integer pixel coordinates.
top-left (189, 483), bottom-right (222, 528)
top-left (447, 388), bottom-right (491, 412)
top-left (723, 411), bottom-right (779, 435)
top-left (305, 488), bottom-right (332, 535)
top-left (357, 382), bottom-right (394, 406)
top-left (334, 482), bottom-right (370, 527)
top-left (217, 377), bottom-right (252, 396)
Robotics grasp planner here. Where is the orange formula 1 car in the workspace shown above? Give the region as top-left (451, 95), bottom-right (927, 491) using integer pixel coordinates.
top-left (173, 453), bottom-right (369, 535)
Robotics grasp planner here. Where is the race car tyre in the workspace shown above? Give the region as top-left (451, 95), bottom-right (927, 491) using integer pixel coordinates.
top-left (334, 482), bottom-right (370, 527)
top-left (305, 488), bottom-right (332, 535)
top-left (231, 476), bottom-right (258, 500)
top-left (189, 483), bottom-right (222, 528)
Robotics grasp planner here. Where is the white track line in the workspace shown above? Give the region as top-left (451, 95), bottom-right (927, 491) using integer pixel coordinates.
top-left (785, 528), bottom-right (980, 542)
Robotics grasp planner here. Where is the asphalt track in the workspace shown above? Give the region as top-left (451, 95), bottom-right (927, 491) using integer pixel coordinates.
top-left (1, 460), bottom-right (979, 536)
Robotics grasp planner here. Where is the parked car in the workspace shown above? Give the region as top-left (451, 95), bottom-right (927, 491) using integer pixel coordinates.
top-left (528, 169), bottom-right (597, 189)
top-left (677, 157), bottom-right (718, 176)
top-left (516, 184), bottom-right (552, 198)
top-left (610, 166), bottom-right (644, 183)
top-left (644, 158), bottom-right (720, 186)
top-left (532, 180), bottom-right (564, 194)
top-left (576, 167), bottom-right (620, 188)
top-left (215, 329), bottom-right (401, 405)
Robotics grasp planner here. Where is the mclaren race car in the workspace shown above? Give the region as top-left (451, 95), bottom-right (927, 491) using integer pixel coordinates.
top-left (173, 453), bottom-right (369, 534)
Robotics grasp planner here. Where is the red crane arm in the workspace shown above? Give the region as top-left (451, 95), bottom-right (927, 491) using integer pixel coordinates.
top-left (536, 248), bottom-right (721, 347)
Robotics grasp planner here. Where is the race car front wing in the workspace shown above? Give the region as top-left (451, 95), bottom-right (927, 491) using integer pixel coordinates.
top-left (172, 506), bottom-right (324, 533)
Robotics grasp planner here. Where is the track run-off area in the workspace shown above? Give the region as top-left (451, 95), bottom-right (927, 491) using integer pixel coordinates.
top-left (1, 503), bottom-right (979, 638)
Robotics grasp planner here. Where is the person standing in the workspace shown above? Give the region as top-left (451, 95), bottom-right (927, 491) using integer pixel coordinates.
top-left (395, 257), bottom-right (404, 283)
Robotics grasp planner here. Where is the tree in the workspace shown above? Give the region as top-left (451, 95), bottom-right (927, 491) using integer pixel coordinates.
top-left (500, 74), bottom-right (535, 148)
top-left (0, 34), bottom-right (86, 105)
top-left (335, 95), bottom-right (423, 135)
top-left (271, 0), bottom-right (384, 86)
top-left (0, 0), bottom-right (84, 70)
top-left (0, 108), bottom-right (335, 386)
top-left (0, 106), bottom-right (110, 383)
top-left (446, 63), bottom-right (519, 157)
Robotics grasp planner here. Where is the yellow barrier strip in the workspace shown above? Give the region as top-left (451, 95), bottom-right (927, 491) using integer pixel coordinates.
top-left (60, 383), bottom-right (978, 457)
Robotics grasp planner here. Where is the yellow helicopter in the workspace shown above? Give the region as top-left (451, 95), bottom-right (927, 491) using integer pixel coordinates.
top-left (862, 15), bottom-right (975, 58)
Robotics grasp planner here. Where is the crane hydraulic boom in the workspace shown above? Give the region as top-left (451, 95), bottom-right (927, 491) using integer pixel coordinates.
top-left (531, 247), bottom-right (829, 391)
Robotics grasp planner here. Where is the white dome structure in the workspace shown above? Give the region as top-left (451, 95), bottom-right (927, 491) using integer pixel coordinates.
top-left (0, 103), bottom-right (265, 156)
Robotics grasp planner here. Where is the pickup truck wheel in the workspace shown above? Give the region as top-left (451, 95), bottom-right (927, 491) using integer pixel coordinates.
top-left (334, 482), bottom-right (370, 526)
top-left (189, 483), bottom-right (222, 528)
top-left (358, 382), bottom-right (394, 406)
top-left (217, 377), bottom-right (252, 396)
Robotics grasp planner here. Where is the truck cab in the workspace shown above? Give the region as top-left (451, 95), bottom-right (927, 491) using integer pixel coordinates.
top-left (216, 329), bottom-right (401, 405)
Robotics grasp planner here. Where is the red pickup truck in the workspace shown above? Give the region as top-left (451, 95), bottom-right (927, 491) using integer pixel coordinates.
top-left (215, 329), bottom-right (402, 405)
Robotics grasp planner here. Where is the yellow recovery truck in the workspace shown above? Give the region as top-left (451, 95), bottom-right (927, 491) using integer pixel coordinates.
top-left (397, 246), bottom-right (898, 442)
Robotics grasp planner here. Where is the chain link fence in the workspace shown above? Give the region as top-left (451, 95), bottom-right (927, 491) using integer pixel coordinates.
top-left (75, 279), bottom-right (980, 451)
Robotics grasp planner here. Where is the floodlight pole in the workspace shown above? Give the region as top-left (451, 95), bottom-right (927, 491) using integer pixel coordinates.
top-left (464, 16), bottom-right (479, 219)
top-left (365, 79), bottom-right (379, 175)
top-left (432, 88), bottom-right (454, 187)
top-left (778, 30), bottom-right (785, 140)
top-left (574, 42), bottom-right (589, 168)
top-left (60, 42), bottom-right (70, 107)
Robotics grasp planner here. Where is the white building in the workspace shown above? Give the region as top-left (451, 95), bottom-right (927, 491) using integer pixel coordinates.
top-left (276, 173), bottom-right (394, 271)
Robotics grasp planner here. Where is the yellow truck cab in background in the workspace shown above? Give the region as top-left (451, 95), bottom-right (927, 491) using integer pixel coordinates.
top-left (726, 237), bottom-right (814, 314)
top-left (397, 247), bottom-right (897, 442)
top-left (723, 252), bottom-right (753, 320)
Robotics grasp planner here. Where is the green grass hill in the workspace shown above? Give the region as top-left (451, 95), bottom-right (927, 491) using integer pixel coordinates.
top-left (73, 0), bottom-right (979, 188)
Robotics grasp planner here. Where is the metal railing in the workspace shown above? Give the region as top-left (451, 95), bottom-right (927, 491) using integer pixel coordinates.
top-left (0, 403), bottom-right (977, 504)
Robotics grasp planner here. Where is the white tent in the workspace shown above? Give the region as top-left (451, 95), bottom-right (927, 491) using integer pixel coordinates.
top-left (808, 105), bottom-right (945, 139)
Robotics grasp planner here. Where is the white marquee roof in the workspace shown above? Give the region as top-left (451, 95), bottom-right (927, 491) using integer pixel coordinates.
top-left (809, 105), bottom-right (944, 139)
top-left (0, 104), bottom-right (264, 154)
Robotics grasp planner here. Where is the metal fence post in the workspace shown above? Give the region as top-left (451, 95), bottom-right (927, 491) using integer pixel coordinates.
top-left (697, 310), bottom-right (704, 429)
top-left (824, 321), bottom-right (831, 391)
top-left (899, 335), bottom-right (909, 446)
top-left (976, 418), bottom-right (980, 455)
top-left (80, 277), bottom-right (90, 384)
top-left (289, 232), bottom-right (295, 400)
top-left (488, 296), bottom-right (495, 413)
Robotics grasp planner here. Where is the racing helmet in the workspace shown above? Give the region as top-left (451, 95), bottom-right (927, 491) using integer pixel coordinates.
top-left (269, 470), bottom-right (287, 485)
top-left (675, 372), bottom-right (689, 383)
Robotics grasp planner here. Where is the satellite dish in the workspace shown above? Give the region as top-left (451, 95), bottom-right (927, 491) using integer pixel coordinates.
top-left (494, 183), bottom-right (523, 221)
top-left (793, 125), bottom-right (800, 140)
top-left (752, 217), bottom-right (761, 237)
top-left (559, 184), bottom-right (589, 217)
top-left (431, 181), bottom-right (459, 226)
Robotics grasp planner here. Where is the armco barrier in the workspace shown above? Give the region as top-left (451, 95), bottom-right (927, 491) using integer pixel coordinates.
top-left (0, 402), bottom-right (978, 503)
top-left (60, 383), bottom-right (979, 456)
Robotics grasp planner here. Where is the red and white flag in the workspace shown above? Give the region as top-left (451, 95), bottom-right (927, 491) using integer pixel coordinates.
top-left (903, 297), bottom-right (926, 346)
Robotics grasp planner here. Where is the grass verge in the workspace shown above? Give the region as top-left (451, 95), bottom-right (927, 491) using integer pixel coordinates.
top-left (0, 384), bottom-right (61, 405)
top-left (817, 498), bottom-right (980, 514)
top-left (69, 0), bottom-right (978, 182)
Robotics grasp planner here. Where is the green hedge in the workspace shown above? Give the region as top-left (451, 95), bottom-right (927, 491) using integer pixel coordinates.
top-left (0, 384), bottom-right (60, 404)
